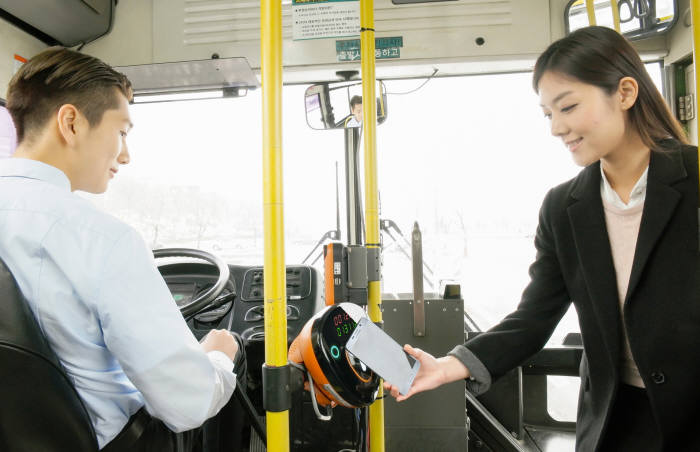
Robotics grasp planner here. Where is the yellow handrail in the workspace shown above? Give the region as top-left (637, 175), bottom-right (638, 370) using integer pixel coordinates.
top-left (359, 0), bottom-right (385, 449)
top-left (692, 0), bottom-right (700, 183)
top-left (585, 0), bottom-right (597, 26)
top-left (610, 0), bottom-right (621, 32)
top-left (261, 0), bottom-right (289, 447)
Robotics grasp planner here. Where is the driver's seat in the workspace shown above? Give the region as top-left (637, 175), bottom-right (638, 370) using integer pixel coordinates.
top-left (0, 256), bottom-right (98, 451)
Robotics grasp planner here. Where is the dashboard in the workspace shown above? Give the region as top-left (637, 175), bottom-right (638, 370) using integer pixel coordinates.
top-left (158, 259), bottom-right (362, 447)
top-left (159, 260), bottom-right (324, 413)
top-left (158, 261), bottom-right (324, 344)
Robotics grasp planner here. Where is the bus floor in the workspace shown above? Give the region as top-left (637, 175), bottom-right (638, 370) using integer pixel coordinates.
top-left (523, 426), bottom-right (576, 452)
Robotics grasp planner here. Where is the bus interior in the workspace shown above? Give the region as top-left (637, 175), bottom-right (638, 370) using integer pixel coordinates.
top-left (0, 0), bottom-right (697, 451)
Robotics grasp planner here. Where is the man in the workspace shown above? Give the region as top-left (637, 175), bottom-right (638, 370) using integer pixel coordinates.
top-left (345, 95), bottom-right (362, 128)
top-left (0, 47), bottom-right (240, 451)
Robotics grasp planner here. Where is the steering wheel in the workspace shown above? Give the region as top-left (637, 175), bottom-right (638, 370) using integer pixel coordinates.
top-left (153, 248), bottom-right (230, 318)
top-left (154, 248), bottom-right (266, 443)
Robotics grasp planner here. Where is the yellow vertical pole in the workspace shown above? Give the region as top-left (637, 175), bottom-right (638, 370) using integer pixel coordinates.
top-left (261, 0), bottom-right (289, 448)
top-left (692, 0), bottom-right (700, 173)
top-left (359, 0), bottom-right (385, 450)
top-left (610, 0), bottom-right (621, 32)
top-left (585, 0), bottom-right (597, 25)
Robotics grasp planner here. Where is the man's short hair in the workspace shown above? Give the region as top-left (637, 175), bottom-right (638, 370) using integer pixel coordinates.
top-left (6, 47), bottom-right (132, 144)
top-left (350, 95), bottom-right (362, 109)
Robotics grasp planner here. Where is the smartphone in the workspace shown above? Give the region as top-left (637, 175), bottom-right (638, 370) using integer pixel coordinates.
top-left (345, 316), bottom-right (420, 395)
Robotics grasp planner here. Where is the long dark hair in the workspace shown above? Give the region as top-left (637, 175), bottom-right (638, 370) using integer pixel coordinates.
top-left (533, 26), bottom-right (687, 148)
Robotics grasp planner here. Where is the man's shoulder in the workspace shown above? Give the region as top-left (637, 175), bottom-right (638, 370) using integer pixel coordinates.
top-left (53, 194), bottom-right (135, 243)
top-left (0, 175), bottom-right (133, 242)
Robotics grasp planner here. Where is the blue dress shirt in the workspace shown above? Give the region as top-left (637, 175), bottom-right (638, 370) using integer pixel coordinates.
top-left (0, 158), bottom-right (236, 448)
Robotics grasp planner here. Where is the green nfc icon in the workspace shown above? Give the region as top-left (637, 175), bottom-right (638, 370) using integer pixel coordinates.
top-left (330, 345), bottom-right (341, 359)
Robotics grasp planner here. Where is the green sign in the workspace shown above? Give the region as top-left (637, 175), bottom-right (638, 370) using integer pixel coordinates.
top-left (336, 36), bottom-right (403, 61)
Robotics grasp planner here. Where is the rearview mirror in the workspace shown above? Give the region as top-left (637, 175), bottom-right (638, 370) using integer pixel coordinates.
top-left (304, 81), bottom-right (387, 130)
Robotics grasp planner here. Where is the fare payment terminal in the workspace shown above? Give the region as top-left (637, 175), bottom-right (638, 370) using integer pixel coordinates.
top-left (288, 303), bottom-right (380, 418)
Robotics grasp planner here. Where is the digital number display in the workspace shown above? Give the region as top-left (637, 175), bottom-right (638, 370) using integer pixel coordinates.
top-left (321, 306), bottom-right (359, 361)
top-left (168, 283), bottom-right (196, 307)
top-left (333, 312), bottom-right (357, 338)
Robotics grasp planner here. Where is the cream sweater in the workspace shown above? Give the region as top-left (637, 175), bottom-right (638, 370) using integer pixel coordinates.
top-left (602, 198), bottom-right (645, 388)
top-left (600, 166), bottom-right (648, 388)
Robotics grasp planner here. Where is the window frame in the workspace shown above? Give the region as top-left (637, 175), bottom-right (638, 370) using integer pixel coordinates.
top-left (564, 0), bottom-right (679, 40)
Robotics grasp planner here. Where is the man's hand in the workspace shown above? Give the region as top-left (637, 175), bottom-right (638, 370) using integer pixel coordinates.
top-left (383, 344), bottom-right (469, 402)
top-left (201, 329), bottom-right (239, 362)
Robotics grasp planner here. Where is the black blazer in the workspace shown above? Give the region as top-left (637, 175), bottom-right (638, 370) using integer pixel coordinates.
top-left (465, 140), bottom-right (700, 451)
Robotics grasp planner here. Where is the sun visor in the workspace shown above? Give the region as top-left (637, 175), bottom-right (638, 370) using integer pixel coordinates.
top-left (0, 0), bottom-right (114, 47)
top-left (115, 58), bottom-right (260, 99)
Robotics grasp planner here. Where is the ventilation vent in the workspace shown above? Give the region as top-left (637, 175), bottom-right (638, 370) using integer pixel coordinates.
top-left (176, 0), bottom-right (510, 46)
top-left (182, 0), bottom-right (292, 45)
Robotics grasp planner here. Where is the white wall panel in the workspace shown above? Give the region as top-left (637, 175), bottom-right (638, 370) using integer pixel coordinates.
top-left (152, 0), bottom-right (550, 72)
top-left (82, 0), bottom-right (154, 66)
top-left (0, 19), bottom-right (45, 99)
top-left (665, 0), bottom-right (692, 64)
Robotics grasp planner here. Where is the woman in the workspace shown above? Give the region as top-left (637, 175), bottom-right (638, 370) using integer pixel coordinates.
top-left (385, 26), bottom-right (699, 451)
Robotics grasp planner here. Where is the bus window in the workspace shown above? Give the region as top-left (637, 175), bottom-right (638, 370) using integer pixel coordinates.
top-left (378, 63), bottom-right (663, 345)
top-left (376, 72), bottom-right (580, 344)
top-left (83, 94), bottom-right (265, 261)
top-left (548, 375), bottom-right (580, 422)
top-left (85, 64), bottom-right (664, 347)
top-left (82, 87), bottom-right (345, 267)
top-left (566, 0), bottom-right (677, 39)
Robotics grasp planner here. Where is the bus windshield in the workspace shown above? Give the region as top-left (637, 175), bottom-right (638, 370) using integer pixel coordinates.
top-left (84, 64), bottom-right (662, 341)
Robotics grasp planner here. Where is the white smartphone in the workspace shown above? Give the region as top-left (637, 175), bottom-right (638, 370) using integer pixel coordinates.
top-left (345, 316), bottom-right (420, 395)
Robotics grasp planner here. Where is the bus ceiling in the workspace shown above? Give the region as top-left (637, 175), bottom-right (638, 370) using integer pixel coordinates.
top-left (0, 0), bottom-right (691, 87)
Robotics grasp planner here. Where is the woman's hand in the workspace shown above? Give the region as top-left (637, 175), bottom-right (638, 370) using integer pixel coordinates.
top-left (383, 344), bottom-right (469, 402)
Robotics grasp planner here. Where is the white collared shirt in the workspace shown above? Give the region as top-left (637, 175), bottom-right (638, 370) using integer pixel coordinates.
top-left (0, 158), bottom-right (236, 448)
top-left (346, 116), bottom-right (361, 127)
top-left (600, 165), bottom-right (648, 209)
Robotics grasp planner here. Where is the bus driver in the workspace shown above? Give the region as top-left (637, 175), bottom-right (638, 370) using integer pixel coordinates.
top-left (0, 47), bottom-right (240, 451)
